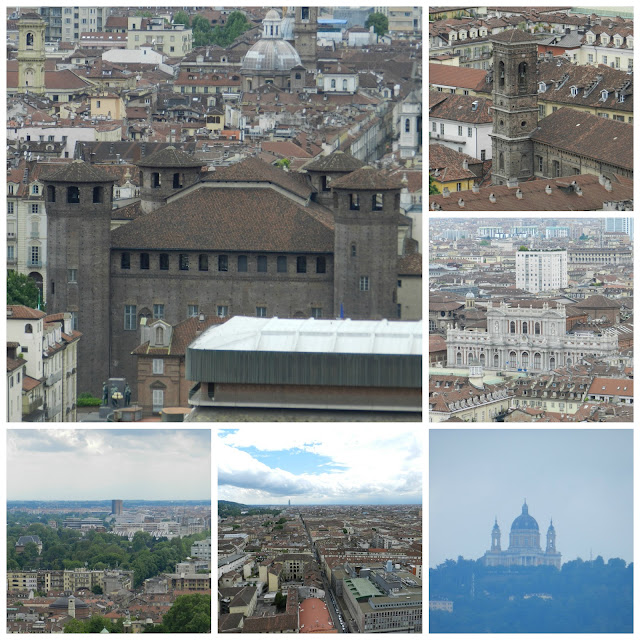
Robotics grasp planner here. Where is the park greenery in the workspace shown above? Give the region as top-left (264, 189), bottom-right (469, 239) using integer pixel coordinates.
top-left (8, 514), bottom-right (210, 588)
top-left (365, 12), bottom-right (389, 37)
top-left (7, 270), bottom-right (42, 309)
top-left (218, 500), bottom-right (281, 518)
top-left (77, 392), bottom-right (102, 407)
top-left (173, 10), bottom-right (251, 47)
top-left (430, 556), bottom-right (632, 633)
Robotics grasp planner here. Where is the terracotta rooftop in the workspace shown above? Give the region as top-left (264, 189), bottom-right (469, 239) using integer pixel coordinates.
top-left (428, 91), bottom-right (493, 124)
top-left (398, 253), bottom-right (422, 275)
top-left (7, 356), bottom-right (24, 373)
top-left (7, 306), bottom-right (46, 320)
top-left (111, 187), bottom-right (334, 253)
top-left (428, 63), bottom-right (488, 91)
top-left (43, 161), bottom-right (114, 184)
top-left (531, 108), bottom-right (633, 171)
top-left (588, 377), bottom-right (633, 397)
top-left (201, 156), bottom-right (313, 199)
top-left (303, 150), bottom-right (365, 173)
top-left (330, 166), bottom-right (402, 191)
top-left (136, 145), bottom-right (204, 168)
top-left (23, 375), bottom-right (42, 392)
top-left (573, 295), bottom-right (622, 310)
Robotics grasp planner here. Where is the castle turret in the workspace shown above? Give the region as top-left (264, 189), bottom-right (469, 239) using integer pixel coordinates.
top-left (136, 146), bottom-right (204, 214)
top-left (303, 151), bottom-right (365, 208)
top-left (43, 161), bottom-right (115, 394)
top-left (331, 166), bottom-right (401, 320)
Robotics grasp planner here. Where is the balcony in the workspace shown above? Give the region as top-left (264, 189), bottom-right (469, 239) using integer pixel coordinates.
top-left (7, 232), bottom-right (16, 239)
top-left (45, 370), bottom-right (62, 387)
top-left (23, 396), bottom-right (43, 416)
top-left (7, 257), bottom-right (17, 265)
top-left (27, 261), bottom-right (43, 268)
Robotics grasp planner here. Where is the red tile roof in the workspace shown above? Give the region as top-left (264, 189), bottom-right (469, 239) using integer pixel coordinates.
top-left (7, 306), bottom-right (46, 320)
top-left (429, 63), bottom-right (488, 91)
top-left (588, 377), bottom-right (633, 397)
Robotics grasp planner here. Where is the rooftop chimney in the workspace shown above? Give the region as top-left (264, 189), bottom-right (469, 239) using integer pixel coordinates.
top-left (458, 198), bottom-right (464, 208)
top-left (472, 183), bottom-right (479, 193)
top-left (545, 184), bottom-right (552, 194)
top-left (462, 159), bottom-right (469, 170)
top-left (489, 193), bottom-right (496, 203)
top-left (516, 188), bottom-right (523, 199)
top-left (442, 187), bottom-right (450, 198)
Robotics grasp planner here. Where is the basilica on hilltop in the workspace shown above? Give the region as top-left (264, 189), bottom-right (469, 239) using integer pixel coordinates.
top-left (482, 502), bottom-right (561, 568)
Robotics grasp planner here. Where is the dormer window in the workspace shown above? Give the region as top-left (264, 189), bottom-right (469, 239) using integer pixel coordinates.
top-left (600, 89), bottom-right (608, 101)
top-left (460, 30), bottom-right (467, 40)
top-left (470, 30), bottom-right (477, 38)
top-left (538, 82), bottom-right (547, 93)
top-left (615, 37), bottom-right (622, 46)
top-left (601, 35), bottom-right (609, 45)
top-left (570, 85), bottom-right (578, 97)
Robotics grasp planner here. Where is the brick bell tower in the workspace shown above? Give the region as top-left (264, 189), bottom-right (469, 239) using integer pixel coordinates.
top-left (489, 29), bottom-right (539, 186)
top-left (43, 161), bottom-right (115, 395)
top-left (331, 167), bottom-right (401, 320)
top-left (294, 6), bottom-right (318, 70)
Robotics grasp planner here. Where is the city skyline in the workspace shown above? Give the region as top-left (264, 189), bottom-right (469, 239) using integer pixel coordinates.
top-left (430, 429), bottom-right (633, 567)
top-left (7, 429), bottom-right (211, 501)
top-left (218, 426), bottom-right (423, 505)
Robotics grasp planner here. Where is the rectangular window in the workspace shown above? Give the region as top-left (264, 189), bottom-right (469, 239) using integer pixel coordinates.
top-left (7, 245), bottom-right (15, 260)
top-left (552, 106), bottom-right (558, 112)
top-left (537, 156), bottom-right (543, 172)
top-left (257, 255), bottom-right (267, 272)
top-left (277, 256), bottom-right (287, 273)
top-left (603, 56), bottom-right (607, 64)
top-left (467, 127), bottom-right (472, 137)
top-left (349, 193), bottom-right (360, 210)
top-left (218, 255), bottom-right (228, 272)
top-left (311, 307), bottom-right (322, 318)
top-left (463, 89), bottom-right (469, 95)
top-left (456, 182), bottom-right (462, 191)
top-left (458, 126), bottom-right (463, 136)
top-left (124, 305), bottom-right (136, 330)
top-left (397, 303), bottom-right (402, 318)
top-left (152, 389), bottom-right (164, 413)
top-left (8, 202), bottom-right (14, 214)
top-left (316, 256), bottom-right (326, 274)
top-left (296, 256), bottom-right (307, 273)
top-left (198, 254), bottom-right (208, 271)
top-left (432, 121), bottom-right (436, 132)
top-left (372, 193), bottom-right (383, 210)
top-left (237, 255), bottom-right (248, 272)
top-left (359, 276), bottom-right (370, 291)
top-left (256, 306), bottom-right (267, 317)
top-left (440, 123), bottom-right (444, 134)
top-left (159, 253), bottom-right (169, 270)
top-left (588, 54), bottom-right (593, 63)
top-left (217, 305), bottom-right (228, 318)
top-left (480, 150), bottom-right (486, 161)
top-left (121, 252), bottom-right (130, 269)
top-left (538, 104), bottom-right (545, 118)
top-left (31, 204), bottom-right (39, 214)
top-left (30, 246), bottom-right (40, 265)
top-left (152, 358), bottom-right (164, 374)
top-left (153, 304), bottom-right (164, 319)
top-left (140, 252), bottom-right (150, 269)
top-left (614, 115), bottom-right (624, 121)
top-left (188, 304), bottom-right (199, 317)
top-left (68, 269), bottom-right (77, 283)
top-left (71, 311), bottom-right (78, 331)
top-left (179, 254), bottom-right (189, 270)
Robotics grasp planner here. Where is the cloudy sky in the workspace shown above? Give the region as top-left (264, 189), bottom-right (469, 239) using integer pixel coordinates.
top-left (430, 429), bottom-right (633, 567)
top-left (218, 426), bottom-right (423, 505)
top-left (7, 429), bottom-right (211, 501)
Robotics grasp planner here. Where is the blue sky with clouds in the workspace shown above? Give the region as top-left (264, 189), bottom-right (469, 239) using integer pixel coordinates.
top-left (7, 429), bottom-right (211, 500)
top-left (218, 426), bottom-right (423, 505)
top-left (430, 429), bottom-right (633, 567)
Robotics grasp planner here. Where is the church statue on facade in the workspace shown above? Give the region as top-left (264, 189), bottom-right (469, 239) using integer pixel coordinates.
top-left (482, 501), bottom-right (561, 568)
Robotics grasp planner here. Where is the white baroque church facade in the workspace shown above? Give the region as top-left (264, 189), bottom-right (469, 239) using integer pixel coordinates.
top-left (446, 302), bottom-right (618, 372)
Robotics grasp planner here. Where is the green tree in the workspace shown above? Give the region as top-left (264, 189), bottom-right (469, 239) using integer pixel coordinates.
top-left (275, 158), bottom-right (291, 170)
top-left (429, 173), bottom-right (439, 195)
top-left (274, 591), bottom-right (287, 612)
top-left (91, 584), bottom-right (103, 594)
top-left (365, 12), bottom-right (389, 37)
top-left (161, 594), bottom-right (211, 633)
top-left (135, 10), bottom-right (153, 18)
top-left (173, 11), bottom-right (191, 27)
top-left (7, 271), bottom-right (41, 308)
top-left (63, 618), bottom-right (86, 633)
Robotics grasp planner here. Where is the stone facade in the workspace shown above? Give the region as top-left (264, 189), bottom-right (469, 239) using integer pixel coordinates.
top-left (490, 31), bottom-right (539, 185)
top-left (446, 302), bottom-right (618, 372)
top-left (294, 7), bottom-right (318, 70)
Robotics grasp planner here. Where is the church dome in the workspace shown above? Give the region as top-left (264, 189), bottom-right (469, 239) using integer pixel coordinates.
top-left (510, 502), bottom-right (539, 531)
top-left (242, 38), bottom-right (301, 72)
top-left (466, 291), bottom-right (475, 299)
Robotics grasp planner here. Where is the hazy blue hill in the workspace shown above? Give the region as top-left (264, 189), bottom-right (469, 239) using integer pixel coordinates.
top-left (429, 556), bottom-right (632, 633)
top-left (218, 500), bottom-right (282, 517)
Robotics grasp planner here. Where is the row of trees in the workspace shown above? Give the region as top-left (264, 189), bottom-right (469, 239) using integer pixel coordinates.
top-left (8, 518), bottom-right (210, 588)
top-left (173, 10), bottom-right (251, 47)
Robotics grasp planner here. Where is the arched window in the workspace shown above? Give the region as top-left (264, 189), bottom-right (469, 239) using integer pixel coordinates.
top-left (295, 72), bottom-right (301, 80)
top-left (155, 326), bottom-right (164, 344)
top-left (343, 79), bottom-right (348, 91)
top-left (534, 322), bottom-right (541, 335)
top-left (499, 61), bottom-right (505, 87)
top-left (405, 118), bottom-right (411, 132)
top-left (151, 172), bottom-right (160, 188)
top-left (25, 323), bottom-right (33, 333)
top-left (533, 352), bottom-right (541, 369)
top-left (479, 353), bottom-right (485, 366)
top-left (494, 354), bottom-right (499, 368)
top-left (510, 320), bottom-right (516, 333)
top-left (522, 322), bottom-right (528, 334)
top-left (499, 152), bottom-right (504, 171)
top-left (522, 352), bottom-right (529, 368)
top-left (509, 351), bottom-right (517, 367)
top-left (518, 62), bottom-right (527, 91)
top-left (92, 186), bottom-right (103, 203)
top-left (549, 356), bottom-right (556, 369)
top-left (47, 185), bottom-right (56, 202)
top-left (456, 351), bottom-right (462, 365)
top-left (67, 186), bottom-right (80, 203)
top-left (26, 32), bottom-right (34, 47)
top-left (331, 79), bottom-right (336, 89)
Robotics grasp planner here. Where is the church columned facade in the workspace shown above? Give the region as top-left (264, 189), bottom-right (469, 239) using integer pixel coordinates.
top-left (446, 302), bottom-right (618, 372)
top-left (482, 502), bottom-right (561, 568)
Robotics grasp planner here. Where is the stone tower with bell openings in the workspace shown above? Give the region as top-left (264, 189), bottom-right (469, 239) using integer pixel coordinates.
top-left (489, 29), bottom-right (539, 186)
top-left (17, 12), bottom-right (46, 95)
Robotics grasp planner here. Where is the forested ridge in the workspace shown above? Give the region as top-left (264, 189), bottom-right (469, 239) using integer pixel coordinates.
top-left (430, 556), bottom-right (632, 633)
